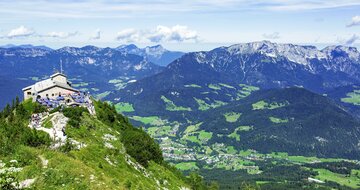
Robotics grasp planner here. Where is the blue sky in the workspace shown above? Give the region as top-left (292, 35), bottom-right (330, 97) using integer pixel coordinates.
top-left (0, 0), bottom-right (359, 51)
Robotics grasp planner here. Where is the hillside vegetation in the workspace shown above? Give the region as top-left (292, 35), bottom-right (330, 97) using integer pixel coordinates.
top-left (0, 98), bottom-right (198, 190)
top-left (114, 87), bottom-right (360, 189)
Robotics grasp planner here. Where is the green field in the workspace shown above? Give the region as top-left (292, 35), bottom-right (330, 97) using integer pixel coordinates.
top-left (161, 96), bottom-right (191, 111)
top-left (226, 146), bottom-right (237, 154)
top-left (314, 169), bottom-right (360, 189)
top-left (108, 79), bottom-right (129, 90)
top-left (130, 116), bottom-right (165, 126)
top-left (224, 112), bottom-right (242, 122)
top-left (252, 100), bottom-right (288, 110)
top-left (256, 181), bottom-right (271, 185)
top-left (269, 152), bottom-right (344, 163)
top-left (95, 91), bottom-right (111, 100)
top-left (184, 84), bottom-right (201, 88)
top-left (72, 82), bottom-right (89, 87)
top-left (269, 116), bottom-right (288, 123)
top-left (194, 98), bottom-right (227, 111)
top-left (147, 126), bottom-right (174, 137)
top-left (228, 126), bottom-right (253, 141)
top-left (184, 122), bottom-right (203, 134)
top-left (182, 123), bottom-right (212, 144)
top-left (237, 84), bottom-right (260, 99)
top-left (252, 100), bottom-right (267, 110)
top-left (175, 162), bottom-right (199, 171)
top-left (341, 90), bottom-right (360, 105)
top-left (287, 156), bottom-right (343, 163)
top-left (208, 84), bottom-right (221, 90)
top-left (219, 83), bottom-right (236, 89)
top-left (108, 79), bottom-right (123, 83)
top-left (30, 76), bottom-right (39, 81)
top-left (239, 150), bottom-right (256, 157)
top-left (228, 131), bottom-right (240, 141)
top-left (198, 130), bottom-right (213, 142)
top-left (115, 102), bottom-right (135, 113)
top-left (238, 126), bottom-right (253, 131)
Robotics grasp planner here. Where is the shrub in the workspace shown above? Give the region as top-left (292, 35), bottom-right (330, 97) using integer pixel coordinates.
top-left (25, 130), bottom-right (52, 147)
top-left (59, 139), bottom-right (75, 153)
top-left (187, 172), bottom-right (207, 190)
top-left (121, 127), bottom-right (163, 167)
top-left (93, 100), bottom-right (164, 167)
top-left (63, 107), bottom-right (88, 128)
top-left (49, 106), bottom-right (61, 114)
top-left (0, 161), bottom-right (20, 190)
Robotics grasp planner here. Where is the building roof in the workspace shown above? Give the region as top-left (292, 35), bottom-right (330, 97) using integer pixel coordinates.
top-left (22, 86), bottom-right (32, 91)
top-left (22, 74), bottom-right (78, 93)
top-left (50, 72), bottom-right (67, 79)
top-left (37, 81), bottom-right (78, 94)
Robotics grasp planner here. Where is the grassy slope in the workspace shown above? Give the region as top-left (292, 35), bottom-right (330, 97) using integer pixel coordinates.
top-left (0, 101), bottom-right (189, 190)
top-left (314, 168), bottom-right (360, 189)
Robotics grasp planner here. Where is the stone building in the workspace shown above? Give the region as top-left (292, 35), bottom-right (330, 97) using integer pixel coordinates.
top-left (22, 72), bottom-right (79, 100)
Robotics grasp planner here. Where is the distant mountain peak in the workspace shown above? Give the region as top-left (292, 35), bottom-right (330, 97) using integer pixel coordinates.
top-left (116, 44), bottom-right (184, 66)
top-left (0, 44), bottom-right (53, 51)
top-left (225, 41), bottom-right (359, 65)
top-left (147, 44), bottom-right (165, 51)
top-left (322, 45), bottom-right (360, 60)
top-left (150, 44), bottom-right (163, 48)
top-left (116, 44), bottom-right (139, 50)
top-left (144, 45), bottom-right (167, 57)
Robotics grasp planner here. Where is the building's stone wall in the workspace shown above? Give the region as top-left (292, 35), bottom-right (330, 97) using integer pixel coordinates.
top-left (51, 75), bottom-right (67, 84)
top-left (23, 89), bottom-right (32, 100)
top-left (24, 86), bottom-right (78, 100)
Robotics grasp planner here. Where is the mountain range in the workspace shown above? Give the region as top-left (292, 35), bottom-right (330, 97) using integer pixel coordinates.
top-left (111, 41), bottom-right (360, 118)
top-left (117, 41), bottom-right (360, 97)
top-left (0, 44), bottom-right (184, 108)
top-left (116, 44), bottom-right (184, 66)
top-left (2, 41), bottom-right (360, 189)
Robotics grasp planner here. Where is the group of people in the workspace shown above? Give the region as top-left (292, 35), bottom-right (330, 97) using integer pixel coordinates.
top-left (35, 92), bottom-right (96, 115)
top-left (37, 97), bottom-right (61, 108)
top-left (70, 92), bottom-right (96, 115)
top-left (29, 112), bottom-right (48, 129)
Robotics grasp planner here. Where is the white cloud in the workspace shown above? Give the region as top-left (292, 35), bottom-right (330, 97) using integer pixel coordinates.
top-left (338, 34), bottom-right (359, 45)
top-left (149, 25), bottom-right (199, 42)
top-left (264, 0), bottom-right (360, 11)
top-left (345, 34), bottom-right (359, 45)
top-left (44, 31), bottom-right (78, 38)
top-left (90, 29), bottom-right (101, 40)
top-left (116, 25), bottom-right (199, 43)
top-left (347, 16), bottom-right (360, 27)
top-left (263, 32), bottom-right (280, 39)
top-left (7, 26), bottom-right (35, 38)
top-left (116, 28), bottom-right (140, 42)
top-left (2, 1), bottom-right (360, 21)
top-left (2, 26), bottom-right (80, 40)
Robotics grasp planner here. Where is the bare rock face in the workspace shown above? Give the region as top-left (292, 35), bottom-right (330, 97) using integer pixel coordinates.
top-left (28, 112), bottom-right (68, 148)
